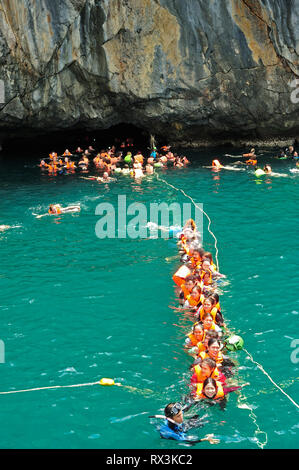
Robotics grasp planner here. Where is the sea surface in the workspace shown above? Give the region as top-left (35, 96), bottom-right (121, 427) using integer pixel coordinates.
top-left (0, 146), bottom-right (298, 449)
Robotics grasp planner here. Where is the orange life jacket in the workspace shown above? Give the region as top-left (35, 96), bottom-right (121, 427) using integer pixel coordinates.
top-left (187, 333), bottom-right (204, 347)
top-left (246, 158), bottom-right (257, 165)
top-left (193, 364), bottom-right (220, 383)
top-left (48, 205), bottom-right (61, 215)
top-left (173, 265), bottom-right (191, 287)
top-left (185, 293), bottom-right (205, 308)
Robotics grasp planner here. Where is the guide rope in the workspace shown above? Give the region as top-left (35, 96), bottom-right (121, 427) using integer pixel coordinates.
top-left (155, 173), bottom-right (220, 271)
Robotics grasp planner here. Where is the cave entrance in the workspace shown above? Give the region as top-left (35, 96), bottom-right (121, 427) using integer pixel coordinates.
top-left (0, 122), bottom-right (155, 157)
top-left (91, 123), bottom-right (151, 154)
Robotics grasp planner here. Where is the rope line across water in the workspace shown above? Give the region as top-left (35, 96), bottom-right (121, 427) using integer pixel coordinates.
top-left (155, 172), bottom-right (299, 420)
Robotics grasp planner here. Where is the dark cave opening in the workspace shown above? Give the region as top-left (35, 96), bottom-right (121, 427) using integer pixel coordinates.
top-left (0, 123), bottom-right (166, 158)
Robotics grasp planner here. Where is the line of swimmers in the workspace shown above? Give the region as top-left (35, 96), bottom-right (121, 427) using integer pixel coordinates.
top-left (212, 144), bottom-right (299, 172)
top-left (154, 219), bottom-right (247, 444)
top-left (39, 143), bottom-right (190, 177)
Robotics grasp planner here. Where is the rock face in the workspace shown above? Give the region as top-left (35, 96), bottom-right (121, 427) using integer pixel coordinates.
top-left (0, 0), bottom-right (299, 146)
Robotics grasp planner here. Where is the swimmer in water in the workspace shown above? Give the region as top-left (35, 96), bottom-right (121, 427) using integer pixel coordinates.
top-left (243, 148), bottom-right (256, 158)
top-left (132, 162), bottom-right (145, 178)
top-left (81, 172), bottom-right (115, 182)
top-left (145, 163), bottom-right (154, 174)
top-left (35, 204), bottom-right (80, 218)
top-left (151, 402), bottom-right (219, 444)
top-left (0, 225), bottom-right (20, 232)
top-left (263, 164), bottom-right (272, 174)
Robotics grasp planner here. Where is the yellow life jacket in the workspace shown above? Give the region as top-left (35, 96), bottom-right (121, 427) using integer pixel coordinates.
top-left (199, 350), bottom-right (223, 365)
top-left (185, 293), bottom-right (204, 307)
top-left (197, 306), bottom-right (218, 322)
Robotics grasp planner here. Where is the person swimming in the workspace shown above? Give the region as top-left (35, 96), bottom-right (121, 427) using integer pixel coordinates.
top-left (35, 204), bottom-right (80, 218)
top-left (152, 402), bottom-right (219, 444)
top-left (263, 164), bottom-right (272, 174)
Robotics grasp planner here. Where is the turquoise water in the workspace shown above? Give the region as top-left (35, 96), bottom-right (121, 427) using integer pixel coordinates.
top-left (0, 148), bottom-right (298, 449)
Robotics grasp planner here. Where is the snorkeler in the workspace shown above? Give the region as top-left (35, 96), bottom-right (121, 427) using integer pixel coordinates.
top-left (150, 402), bottom-right (219, 444)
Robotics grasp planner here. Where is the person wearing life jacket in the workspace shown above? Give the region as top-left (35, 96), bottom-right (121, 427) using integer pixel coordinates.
top-left (190, 358), bottom-right (223, 386)
top-left (183, 219), bottom-right (196, 233)
top-left (39, 159), bottom-right (47, 168)
top-left (208, 293), bottom-right (224, 326)
top-left (201, 271), bottom-right (214, 294)
top-left (157, 402), bottom-right (219, 444)
top-left (202, 252), bottom-right (216, 271)
top-left (185, 322), bottom-right (205, 349)
top-left (93, 154), bottom-right (101, 166)
top-left (49, 152), bottom-right (57, 160)
top-left (193, 377), bottom-right (248, 402)
top-left (172, 263), bottom-right (192, 288)
top-left (179, 275), bottom-right (197, 302)
top-left (202, 253), bottom-right (225, 278)
top-left (200, 329), bottom-right (219, 354)
top-left (201, 312), bottom-right (222, 337)
top-left (183, 285), bottom-right (205, 310)
top-left (243, 148), bottom-right (255, 158)
top-left (48, 204), bottom-right (62, 215)
top-left (193, 377), bottom-right (225, 401)
top-left (196, 297), bottom-right (218, 322)
top-left (134, 151), bottom-right (144, 165)
top-left (212, 159), bottom-right (223, 169)
top-left (190, 248), bottom-right (205, 270)
top-left (246, 156), bottom-right (257, 165)
top-left (199, 338), bottom-right (224, 366)
top-left (63, 149), bottom-right (72, 156)
top-left (200, 259), bottom-right (213, 277)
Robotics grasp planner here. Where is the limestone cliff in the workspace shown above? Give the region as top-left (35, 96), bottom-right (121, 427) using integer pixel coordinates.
top-left (0, 0), bottom-right (299, 146)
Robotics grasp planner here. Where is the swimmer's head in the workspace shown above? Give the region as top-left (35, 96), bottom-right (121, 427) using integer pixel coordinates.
top-left (164, 402), bottom-right (183, 423)
top-left (202, 378), bottom-right (218, 399)
top-left (201, 358), bottom-right (217, 377)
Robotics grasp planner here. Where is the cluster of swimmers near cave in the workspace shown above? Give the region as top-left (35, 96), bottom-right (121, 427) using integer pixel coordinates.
top-left (37, 138), bottom-right (299, 217)
top-left (149, 219), bottom-right (249, 445)
top-left (37, 139), bottom-right (191, 215)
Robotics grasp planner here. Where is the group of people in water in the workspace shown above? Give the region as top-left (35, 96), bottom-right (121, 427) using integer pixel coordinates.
top-left (37, 139), bottom-right (299, 216)
top-left (154, 219), bottom-right (248, 444)
top-left (39, 141), bottom-right (190, 179)
top-left (211, 144), bottom-right (299, 176)
top-left (37, 140), bottom-right (191, 216)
